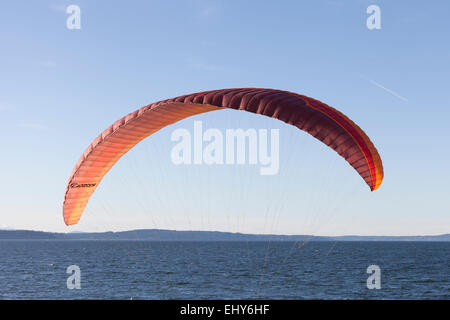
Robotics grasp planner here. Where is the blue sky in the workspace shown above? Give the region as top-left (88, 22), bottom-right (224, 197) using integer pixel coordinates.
top-left (0, 0), bottom-right (449, 235)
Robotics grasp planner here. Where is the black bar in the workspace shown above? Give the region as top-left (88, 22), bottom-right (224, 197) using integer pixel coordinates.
top-left (0, 300), bottom-right (448, 318)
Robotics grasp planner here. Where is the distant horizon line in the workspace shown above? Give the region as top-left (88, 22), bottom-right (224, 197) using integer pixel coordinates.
top-left (0, 228), bottom-right (449, 239)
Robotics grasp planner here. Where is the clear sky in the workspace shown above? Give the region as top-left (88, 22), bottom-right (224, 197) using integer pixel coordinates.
top-left (0, 0), bottom-right (449, 235)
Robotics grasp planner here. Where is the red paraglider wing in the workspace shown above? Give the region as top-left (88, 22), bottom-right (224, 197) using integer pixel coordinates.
top-left (63, 88), bottom-right (383, 226)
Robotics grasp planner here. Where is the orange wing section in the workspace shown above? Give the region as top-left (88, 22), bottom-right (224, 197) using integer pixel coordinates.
top-left (63, 102), bottom-right (221, 225)
top-left (63, 88), bottom-right (383, 226)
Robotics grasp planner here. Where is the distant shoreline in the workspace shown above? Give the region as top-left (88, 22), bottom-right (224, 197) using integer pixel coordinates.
top-left (0, 229), bottom-right (449, 241)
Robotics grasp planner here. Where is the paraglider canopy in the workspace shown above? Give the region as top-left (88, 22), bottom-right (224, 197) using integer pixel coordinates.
top-left (63, 88), bottom-right (383, 226)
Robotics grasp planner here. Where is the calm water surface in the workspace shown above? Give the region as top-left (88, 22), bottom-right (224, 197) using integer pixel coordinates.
top-left (0, 241), bottom-right (448, 299)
